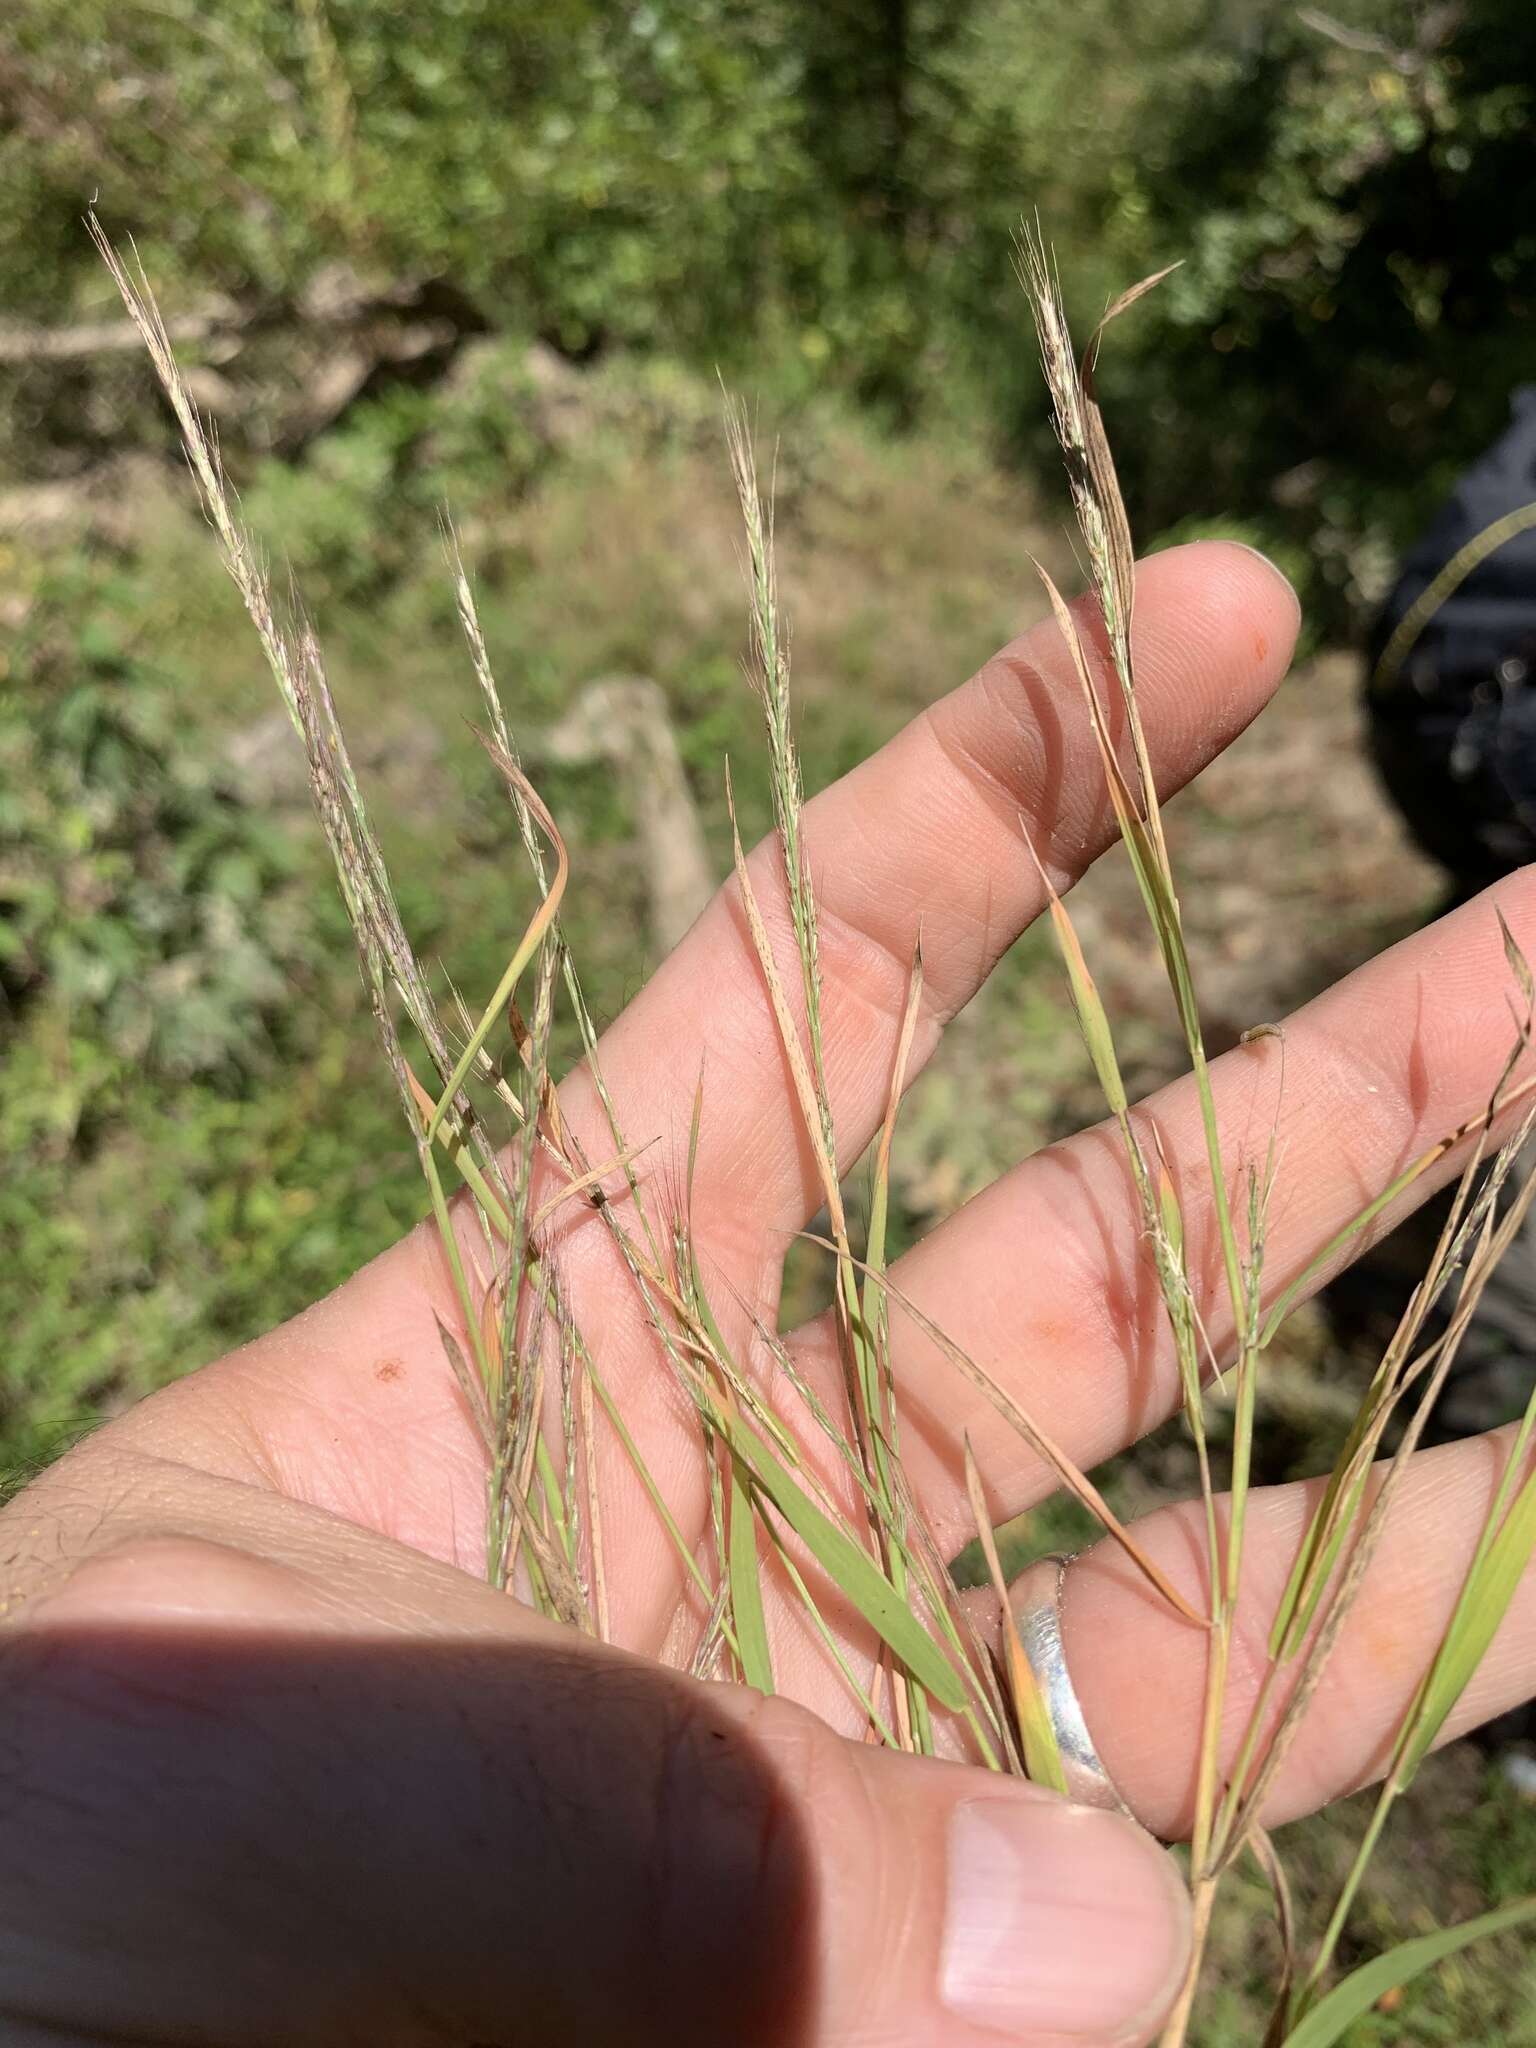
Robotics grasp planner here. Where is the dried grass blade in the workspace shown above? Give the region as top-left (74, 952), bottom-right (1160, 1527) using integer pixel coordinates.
top-left (1269, 1100), bottom-right (1536, 1661)
top-left (424, 736), bottom-right (568, 1142)
top-left (434, 1310), bottom-right (492, 1445)
top-left (1018, 226), bottom-right (1173, 855)
top-left (868, 940), bottom-right (925, 1275)
top-left (811, 1240), bottom-right (1205, 1626)
top-left (1226, 1152), bottom-right (1536, 1870)
top-left (1499, 907), bottom-right (1535, 1012)
top-left (529, 1147), bottom-right (646, 1232)
top-left (582, 1352), bottom-right (737, 1651)
top-left (722, 391), bottom-right (834, 1141)
top-left (1258, 1071), bottom-right (1536, 1350)
top-left (963, 1439), bottom-right (1065, 1790)
top-left (1250, 1826), bottom-right (1298, 2048)
top-left (725, 775), bottom-right (846, 1235)
top-left (1090, 263), bottom-right (1183, 339)
top-left (1033, 562), bottom-right (1139, 826)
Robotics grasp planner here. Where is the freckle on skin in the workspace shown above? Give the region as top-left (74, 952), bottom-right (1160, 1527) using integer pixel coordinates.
top-left (1358, 1607), bottom-right (1412, 1684)
top-left (374, 1359), bottom-right (405, 1384)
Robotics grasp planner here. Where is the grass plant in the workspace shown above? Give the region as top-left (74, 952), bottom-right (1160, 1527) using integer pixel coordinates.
top-left (99, 210), bottom-right (1536, 2044)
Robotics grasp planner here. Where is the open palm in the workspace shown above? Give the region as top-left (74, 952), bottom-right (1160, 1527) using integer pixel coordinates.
top-left (7, 541), bottom-right (1536, 2048)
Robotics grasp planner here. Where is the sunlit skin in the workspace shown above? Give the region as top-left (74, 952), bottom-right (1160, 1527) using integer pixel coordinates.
top-left (6, 543), bottom-right (1536, 2048)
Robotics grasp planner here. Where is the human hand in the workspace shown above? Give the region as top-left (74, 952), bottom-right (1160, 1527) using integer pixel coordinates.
top-left (6, 542), bottom-right (1536, 2048)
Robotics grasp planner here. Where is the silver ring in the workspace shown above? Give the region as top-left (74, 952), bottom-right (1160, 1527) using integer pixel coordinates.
top-left (1010, 1554), bottom-right (1130, 1817)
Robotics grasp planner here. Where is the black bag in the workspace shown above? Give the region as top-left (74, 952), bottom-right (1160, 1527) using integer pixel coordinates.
top-left (1351, 389), bottom-right (1536, 1619)
top-left (1367, 385), bottom-right (1536, 893)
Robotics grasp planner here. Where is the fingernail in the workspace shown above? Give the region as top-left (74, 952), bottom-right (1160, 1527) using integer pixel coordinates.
top-left (941, 1796), bottom-right (1189, 2041)
top-left (1226, 540), bottom-right (1302, 629)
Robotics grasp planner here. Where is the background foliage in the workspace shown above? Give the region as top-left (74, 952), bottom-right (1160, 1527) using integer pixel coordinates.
top-left (4, 0), bottom-right (1532, 614)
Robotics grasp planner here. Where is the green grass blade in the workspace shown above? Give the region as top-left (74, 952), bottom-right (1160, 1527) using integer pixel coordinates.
top-left (763, 1521), bottom-right (901, 1747)
top-left (1269, 1459), bottom-right (1373, 1663)
top-left (583, 1358), bottom-right (738, 1655)
top-left (723, 1418), bottom-right (968, 1713)
top-left (728, 1466), bottom-right (775, 1695)
top-left (1400, 1457), bottom-right (1536, 1777)
top-left (1283, 1897), bottom-right (1536, 2048)
top-left (1268, 1376), bottom-right (1393, 1662)
top-left (1047, 895), bottom-right (1130, 1120)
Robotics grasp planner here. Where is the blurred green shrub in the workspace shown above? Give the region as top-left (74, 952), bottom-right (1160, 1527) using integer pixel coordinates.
top-left (0, 568), bottom-right (304, 1097)
top-left (5, 1), bottom-right (1531, 632)
top-left (239, 349), bottom-right (550, 600)
top-left (1096, 0), bottom-right (1536, 629)
top-left (0, 566), bottom-right (342, 1485)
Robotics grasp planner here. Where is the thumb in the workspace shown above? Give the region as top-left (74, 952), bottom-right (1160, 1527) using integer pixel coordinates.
top-left (4, 1513), bottom-right (1189, 2048)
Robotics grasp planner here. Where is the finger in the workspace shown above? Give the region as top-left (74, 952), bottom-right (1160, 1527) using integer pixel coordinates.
top-left (1040, 1423), bottom-right (1536, 1842)
top-left (1, 1453), bottom-right (1190, 2048)
top-left (806, 867), bottom-right (1536, 1553)
top-left (563, 541), bottom-right (1297, 1243)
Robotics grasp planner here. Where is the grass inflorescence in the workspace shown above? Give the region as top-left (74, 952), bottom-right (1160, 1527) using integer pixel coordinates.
top-left (102, 209), bottom-right (1536, 2044)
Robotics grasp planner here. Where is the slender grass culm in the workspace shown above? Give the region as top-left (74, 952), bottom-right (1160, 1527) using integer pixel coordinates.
top-left (98, 208), bottom-right (1536, 2044)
